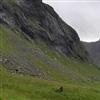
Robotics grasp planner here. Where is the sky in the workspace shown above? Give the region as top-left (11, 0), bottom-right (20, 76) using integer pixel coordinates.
top-left (43, 0), bottom-right (100, 42)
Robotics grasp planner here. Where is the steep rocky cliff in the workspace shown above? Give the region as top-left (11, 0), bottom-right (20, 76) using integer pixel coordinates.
top-left (82, 40), bottom-right (100, 66)
top-left (0, 0), bottom-right (99, 81)
top-left (0, 0), bottom-right (89, 60)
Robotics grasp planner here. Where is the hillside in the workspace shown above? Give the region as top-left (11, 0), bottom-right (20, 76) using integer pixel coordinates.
top-left (0, 0), bottom-right (100, 99)
top-left (0, 65), bottom-right (100, 100)
top-left (0, 0), bottom-right (89, 60)
top-left (82, 40), bottom-right (100, 66)
top-left (0, 0), bottom-right (100, 82)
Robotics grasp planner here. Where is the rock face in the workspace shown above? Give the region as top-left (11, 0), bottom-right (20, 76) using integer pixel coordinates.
top-left (82, 40), bottom-right (100, 65)
top-left (0, 0), bottom-right (89, 61)
top-left (1, 0), bottom-right (99, 81)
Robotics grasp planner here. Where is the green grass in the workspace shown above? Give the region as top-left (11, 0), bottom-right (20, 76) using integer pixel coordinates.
top-left (0, 24), bottom-right (100, 99)
top-left (0, 65), bottom-right (100, 100)
top-left (0, 24), bottom-right (100, 81)
top-left (0, 1), bottom-right (100, 99)
top-left (35, 39), bottom-right (100, 81)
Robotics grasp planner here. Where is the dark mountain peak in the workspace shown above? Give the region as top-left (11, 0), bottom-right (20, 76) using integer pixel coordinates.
top-left (15, 0), bottom-right (42, 2)
top-left (14, 0), bottom-right (42, 6)
top-left (24, 0), bottom-right (42, 3)
top-left (0, 0), bottom-right (90, 62)
top-left (1, 0), bottom-right (100, 81)
top-left (96, 39), bottom-right (100, 42)
top-left (82, 40), bottom-right (100, 65)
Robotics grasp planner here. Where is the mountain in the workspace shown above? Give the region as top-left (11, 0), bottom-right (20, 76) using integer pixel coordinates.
top-left (0, 0), bottom-right (100, 82)
top-left (0, 0), bottom-right (89, 60)
top-left (82, 40), bottom-right (100, 66)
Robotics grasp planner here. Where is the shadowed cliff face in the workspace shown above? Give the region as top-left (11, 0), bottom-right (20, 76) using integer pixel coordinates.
top-left (82, 40), bottom-right (100, 65)
top-left (0, 0), bottom-right (89, 61)
top-left (15, 0), bottom-right (42, 5)
top-left (1, 0), bottom-right (100, 81)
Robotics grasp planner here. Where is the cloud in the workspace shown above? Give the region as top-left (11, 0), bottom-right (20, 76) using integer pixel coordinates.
top-left (43, 0), bottom-right (100, 42)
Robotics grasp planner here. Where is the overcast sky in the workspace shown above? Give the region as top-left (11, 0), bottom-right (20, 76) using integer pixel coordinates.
top-left (43, 0), bottom-right (100, 42)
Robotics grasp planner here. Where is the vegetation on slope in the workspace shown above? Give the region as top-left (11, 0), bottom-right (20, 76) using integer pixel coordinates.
top-left (0, 65), bottom-right (100, 100)
top-left (0, 0), bottom-right (92, 61)
top-left (0, 0), bottom-right (100, 99)
top-left (0, 24), bottom-right (100, 82)
top-left (0, 0), bottom-right (100, 81)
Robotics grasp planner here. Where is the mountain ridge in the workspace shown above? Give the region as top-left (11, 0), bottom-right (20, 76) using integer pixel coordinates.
top-left (0, 0), bottom-right (100, 81)
top-left (82, 40), bottom-right (100, 66)
top-left (0, 0), bottom-right (89, 60)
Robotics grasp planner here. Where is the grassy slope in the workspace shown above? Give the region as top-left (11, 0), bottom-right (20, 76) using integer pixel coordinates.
top-left (0, 24), bottom-right (100, 99)
top-left (0, 65), bottom-right (100, 100)
top-left (0, 24), bottom-right (100, 81)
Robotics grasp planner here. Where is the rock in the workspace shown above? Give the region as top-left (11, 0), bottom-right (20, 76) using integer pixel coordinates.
top-left (59, 87), bottom-right (63, 92)
top-left (56, 87), bottom-right (63, 92)
top-left (0, 0), bottom-right (90, 61)
top-left (82, 40), bottom-right (100, 65)
top-left (47, 71), bottom-right (50, 75)
top-left (0, 58), bottom-right (3, 62)
top-left (81, 80), bottom-right (84, 82)
top-left (0, 0), bottom-right (96, 80)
